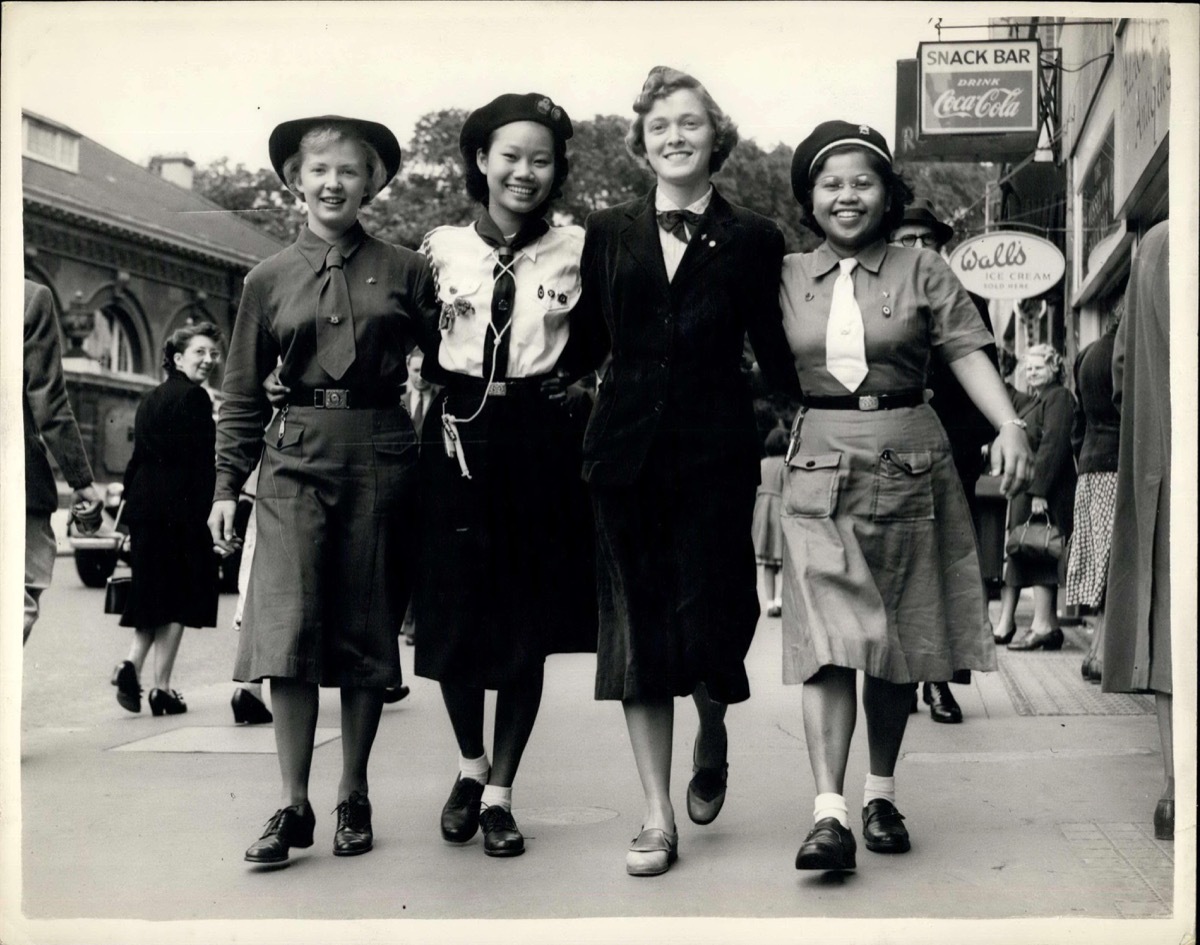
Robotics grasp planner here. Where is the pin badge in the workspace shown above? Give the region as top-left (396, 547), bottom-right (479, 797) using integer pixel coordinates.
top-left (882, 305), bottom-right (892, 317)
top-left (367, 277), bottom-right (377, 285)
top-left (329, 315), bottom-right (341, 324)
top-left (804, 292), bottom-right (815, 302)
top-left (538, 285), bottom-right (545, 299)
top-left (448, 286), bottom-right (457, 295)
top-left (882, 290), bottom-right (889, 298)
top-left (558, 293), bottom-right (567, 304)
top-left (708, 240), bottom-right (716, 247)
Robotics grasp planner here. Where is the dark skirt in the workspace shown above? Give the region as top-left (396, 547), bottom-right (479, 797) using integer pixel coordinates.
top-left (592, 440), bottom-right (760, 705)
top-left (120, 518), bottom-right (218, 629)
top-left (413, 382), bottom-right (598, 689)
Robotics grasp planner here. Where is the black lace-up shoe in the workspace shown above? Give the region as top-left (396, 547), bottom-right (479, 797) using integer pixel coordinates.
top-left (862, 799), bottom-right (910, 853)
top-left (333, 791), bottom-right (373, 856)
top-left (244, 801), bottom-right (316, 864)
top-left (480, 805), bottom-right (525, 857)
top-left (795, 817), bottom-right (856, 871)
top-left (440, 775), bottom-right (485, 843)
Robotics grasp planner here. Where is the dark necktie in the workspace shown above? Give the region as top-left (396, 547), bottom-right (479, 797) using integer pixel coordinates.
top-left (317, 245), bottom-right (356, 380)
top-left (657, 209), bottom-right (704, 244)
top-left (411, 390), bottom-right (426, 433)
top-left (475, 215), bottom-right (549, 380)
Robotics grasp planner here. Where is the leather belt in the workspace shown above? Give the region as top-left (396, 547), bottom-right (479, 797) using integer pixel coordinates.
top-left (285, 387), bottom-right (402, 409)
top-left (443, 374), bottom-right (550, 398)
top-left (800, 390), bottom-right (924, 411)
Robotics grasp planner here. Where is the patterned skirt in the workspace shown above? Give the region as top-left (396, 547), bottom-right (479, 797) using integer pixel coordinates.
top-left (1065, 471), bottom-right (1118, 608)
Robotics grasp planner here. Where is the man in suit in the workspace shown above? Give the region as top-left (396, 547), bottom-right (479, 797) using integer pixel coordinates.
top-left (23, 280), bottom-right (101, 642)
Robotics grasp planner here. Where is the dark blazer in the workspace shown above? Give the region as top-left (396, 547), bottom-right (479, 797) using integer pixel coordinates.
top-left (1070, 331), bottom-right (1120, 474)
top-left (123, 371), bottom-right (216, 527)
top-left (23, 281), bottom-right (94, 514)
top-left (1008, 379), bottom-right (1077, 534)
top-left (565, 188), bottom-right (801, 486)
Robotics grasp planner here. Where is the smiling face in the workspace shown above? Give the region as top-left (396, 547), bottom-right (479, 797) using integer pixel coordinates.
top-left (1024, 351), bottom-right (1051, 389)
top-left (294, 139), bottom-right (370, 241)
top-left (174, 333), bottom-right (221, 384)
top-left (477, 121), bottom-right (556, 234)
top-left (811, 149), bottom-right (890, 257)
top-left (642, 88), bottom-right (715, 194)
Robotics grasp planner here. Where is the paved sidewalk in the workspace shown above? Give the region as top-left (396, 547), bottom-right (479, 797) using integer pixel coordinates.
top-left (8, 596), bottom-right (1193, 944)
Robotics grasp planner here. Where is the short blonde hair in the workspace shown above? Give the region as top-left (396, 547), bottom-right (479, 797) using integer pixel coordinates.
top-left (281, 123), bottom-right (387, 205)
top-left (625, 66), bottom-right (739, 173)
top-left (1023, 343), bottom-right (1064, 382)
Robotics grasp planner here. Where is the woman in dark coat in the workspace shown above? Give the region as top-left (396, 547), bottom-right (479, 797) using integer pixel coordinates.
top-left (111, 323), bottom-right (222, 717)
top-left (994, 343), bottom-right (1078, 651)
top-left (567, 66), bottom-right (802, 876)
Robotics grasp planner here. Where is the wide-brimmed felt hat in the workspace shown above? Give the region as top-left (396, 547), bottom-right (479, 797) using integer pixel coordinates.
top-left (269, 115), bottom-right (402, 187)
top-left (791, 120), bottom-right (893, 203)
top-left (897, 197), bottom-right (954, 246)
top-left (459, 93), bottom-right (573, 165)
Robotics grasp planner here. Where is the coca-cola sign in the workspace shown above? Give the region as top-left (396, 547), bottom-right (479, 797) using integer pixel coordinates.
top-left (919, 41), bottom-right (1039, 135)
top-left (947, 232), bottom-right (1065, 300)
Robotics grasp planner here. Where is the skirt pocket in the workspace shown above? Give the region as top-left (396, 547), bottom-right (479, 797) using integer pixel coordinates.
top-left (783, 452), bottom-right (842, 518)
top-left (373, 421), bottom-right (419, 511)
top-left (872, 448), bottom-right (934, 522)
top-left (258, 417), bottom-right (304, 499)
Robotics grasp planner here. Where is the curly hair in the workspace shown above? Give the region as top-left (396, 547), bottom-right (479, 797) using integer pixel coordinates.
top-left (462, 127), bottom-right (570, 212)
top-left (281, 123), bottom-right (388, 206)
top-left (1023, 343), bottom-right (1065, 383)
top-left (796, 145), bottom-right (914, 240)
top-left (625, 66), bottom-right (739, 174)
top-left (162, 321), bottom-right (223, 374)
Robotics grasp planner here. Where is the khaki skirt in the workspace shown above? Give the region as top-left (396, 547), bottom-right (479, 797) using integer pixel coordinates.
top-left (780, 404), bottom-right (995, 685)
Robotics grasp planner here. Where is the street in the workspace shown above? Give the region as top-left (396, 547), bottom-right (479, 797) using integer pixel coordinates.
top-left (12, 559), bottom-right (1184, 942)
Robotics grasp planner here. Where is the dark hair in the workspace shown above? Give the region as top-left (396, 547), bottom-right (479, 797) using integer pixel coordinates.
top-left (463, 126), bottom-right (570, 213)
top-left (797, 145), bottom-right (914, 240)
top-left (764, 427), bottom-right (790, 457)
top-left (163, 321), bottom-right (223, 374)
top-left (625, 66), bottom-right (739, 174)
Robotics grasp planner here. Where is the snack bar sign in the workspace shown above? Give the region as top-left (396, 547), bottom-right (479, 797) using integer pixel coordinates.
top-left (919, 41), bottom-right (1039, 136)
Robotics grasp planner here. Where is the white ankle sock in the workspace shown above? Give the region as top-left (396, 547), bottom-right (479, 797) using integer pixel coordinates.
top-left (459, 753), bottom-right (490, 783)
top-left (813, 792), bottom-right (849, 827)
top-left (480, 784), bottom-right (512, 811)
top-left (864, 773), bottom-right (896, 806)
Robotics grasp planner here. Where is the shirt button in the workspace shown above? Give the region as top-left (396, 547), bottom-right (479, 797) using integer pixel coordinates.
top-left (498, 300), bottom-right (509, 312)
top-left (659, 358), bottom-right (668, 368)
top-left (805, 460), bottom-right (815, 468)
top-left (654, 400), bottom-right (664, 412)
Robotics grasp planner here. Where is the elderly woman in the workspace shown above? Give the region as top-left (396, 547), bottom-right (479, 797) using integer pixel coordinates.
top-left (993, 344), bottom-right (1078, 651)
top-left (112, 323), bottom-right (223, 717)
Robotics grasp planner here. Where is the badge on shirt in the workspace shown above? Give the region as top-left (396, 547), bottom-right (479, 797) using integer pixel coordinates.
top-left (440, 296), bottom-right (475, 331)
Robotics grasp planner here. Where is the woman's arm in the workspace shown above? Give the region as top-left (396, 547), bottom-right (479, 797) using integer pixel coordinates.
top-left (746, 224), bottom-right (802, 399)
top-left (948, 349), bottom-right (1034, 497)
top-left (557, 215), bottom-right (611, 382)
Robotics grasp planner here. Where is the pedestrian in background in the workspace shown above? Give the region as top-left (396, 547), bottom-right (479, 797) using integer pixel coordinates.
top-left (22, 280), bottom-right (102, 643)
top-left (888, 198), bottom-right (999, 724)
top-left (1102, 220), bottom-right (1173, 841)
top-left (993, 344), bottom-right (1077, 652)
top-left (568, 66), bottom-right (803, 877)
top-left (779, 121), bottom-right (1033, 872)
top-left (413, 92), bottom-right (597, 859)
top-left (752, 427), bottom-right (789, 617)
top-left (211, 115), bottom-right (431, 864)
top-left (112, 322), bottom-right (223, 717)
top-left (1065, 319), bottom-right (1121, 683)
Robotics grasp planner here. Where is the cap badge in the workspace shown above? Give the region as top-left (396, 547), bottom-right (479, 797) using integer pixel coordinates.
top-left (859, 125), bottom-right (870, 136)
top-left (537, 97), bottom-right (552, 114)
top-left (551, 106), bottom-right (563, 121)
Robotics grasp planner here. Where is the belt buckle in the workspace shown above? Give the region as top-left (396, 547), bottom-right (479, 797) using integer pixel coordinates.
top-left (486, 382), bottom-right (507, 397)
top-left (857, 395), bottom-right (880, 411)
top-left (317, 388), bottom-right (350, 409)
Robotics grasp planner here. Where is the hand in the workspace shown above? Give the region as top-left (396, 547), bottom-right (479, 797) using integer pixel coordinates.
top-left (539, 370), bottom-right (569, 404)
top-left (263, 369), bottom-right (290, 407)
top-left (994, 424), bottom-right (1034, 499)
top-left (1031, 496), bottom-right (1048, 515)
top-left (70, 483), bottom-right (103, 535)
top-left (208, 499), bottom-right (241, 557)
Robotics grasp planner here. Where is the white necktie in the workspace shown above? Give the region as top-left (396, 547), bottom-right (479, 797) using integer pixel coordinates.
top-left (825, 257), bottom-right (868, 391)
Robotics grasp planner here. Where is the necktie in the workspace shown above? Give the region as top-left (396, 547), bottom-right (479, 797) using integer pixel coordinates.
top-left (317, 245), bottom-right (356, 380)
top-left (657, 209), bottom-right (704, 243)
top-left (411, 390), bottom-right (426, 433)
top-left (475, 215), bottom-right (548, 380)
top-left (825, 257), bottom-right (868, 391)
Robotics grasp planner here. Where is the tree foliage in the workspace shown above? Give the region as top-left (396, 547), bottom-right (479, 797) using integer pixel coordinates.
top-left (192, 158), bottom-right (304, 245)
top-left (896, 160), bottom-right (997, 248)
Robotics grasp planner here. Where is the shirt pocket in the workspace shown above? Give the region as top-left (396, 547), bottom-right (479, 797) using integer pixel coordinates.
top-left (872, 448), bottom-right (934, 522)
top-left (783, 452), bottom-right (842, 518)
top-left (258, 417), bottom-right (304, 499)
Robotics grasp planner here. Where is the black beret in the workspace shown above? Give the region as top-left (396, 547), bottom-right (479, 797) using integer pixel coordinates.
top-left (269, 116), bottom-right (402, 188)
top-left (459, 93), bottom-right (573, 164)
top-left (897, 197), bottom-right (954, 246)
top-left (791, 120), bottom-right (893, 203)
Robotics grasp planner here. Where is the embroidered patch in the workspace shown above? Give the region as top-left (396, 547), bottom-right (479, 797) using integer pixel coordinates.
top-left (440, 295), bottom-right (475, 331)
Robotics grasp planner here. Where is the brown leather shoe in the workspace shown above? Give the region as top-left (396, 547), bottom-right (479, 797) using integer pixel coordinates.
top-left (245, 801), bottom-right (316, 864)
top-left (333, 791), bottom-right (373, 856)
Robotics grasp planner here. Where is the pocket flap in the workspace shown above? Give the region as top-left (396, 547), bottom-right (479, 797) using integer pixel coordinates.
top-left (881, 449), bottom-right (932, 476)
top-left (441, 279), bottom-right (481, 303)
top-left (373, 435), bottom-right (417, 458)
top-left (265, 421), bottom-right (303, 450)
top-left (788, 451), bottom-right (841, 471)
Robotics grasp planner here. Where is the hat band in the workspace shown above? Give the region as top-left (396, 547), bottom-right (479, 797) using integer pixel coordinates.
top-left (809, 138), bottom-right (891, 179)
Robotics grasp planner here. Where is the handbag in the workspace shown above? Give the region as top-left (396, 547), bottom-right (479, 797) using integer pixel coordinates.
top-left (104, 576), bottom-right (132, 615)
top-left (1005, 510), bottom-right (1065, 563)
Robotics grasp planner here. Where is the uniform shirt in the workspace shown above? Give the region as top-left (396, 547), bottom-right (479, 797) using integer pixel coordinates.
top-left (655, 186), bottom-right (713, 282)
top-left (780, 239), bottom-right (994, 396)
top-left (420, 222), bottom-right (584, 379)
top-left (214, 222), bottom-right (436, 501)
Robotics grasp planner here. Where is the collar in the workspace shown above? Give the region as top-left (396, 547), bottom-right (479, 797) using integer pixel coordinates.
top-left (654, 185), bottom-right (714, 216)
top-left (810, 238), bottom-right (888, 277)
top-left (295, 221), bottom-right (367, 273)
top-left (473, 213), bottom-right (546, 263)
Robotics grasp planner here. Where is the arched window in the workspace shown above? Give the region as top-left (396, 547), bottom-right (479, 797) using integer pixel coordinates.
top-left (82, 303), bottom-right (144, 376)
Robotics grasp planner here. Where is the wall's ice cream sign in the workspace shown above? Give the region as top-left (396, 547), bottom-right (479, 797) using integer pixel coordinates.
top-left (919, 41), bottom-right (1039, 135)
top-left (948, 232), bottom-right (1065, 300)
